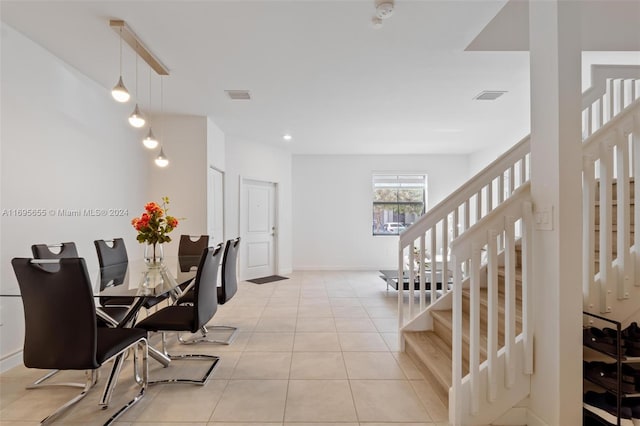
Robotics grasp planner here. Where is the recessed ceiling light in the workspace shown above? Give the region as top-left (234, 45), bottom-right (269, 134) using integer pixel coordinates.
top-left (473, 91), bottom-right (507, 101)
top-left (283, 134), bottom-right (293, 141)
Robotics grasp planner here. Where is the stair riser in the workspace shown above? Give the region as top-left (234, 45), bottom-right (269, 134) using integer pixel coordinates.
top-left (432, 314), bottom-right (488, 367)
top-left (404, 338), bottom-right (452, 400)
top-left (461, 293), bottom-right (523, 338)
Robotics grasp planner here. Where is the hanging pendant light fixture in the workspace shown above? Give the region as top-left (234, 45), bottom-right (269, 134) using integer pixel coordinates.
top-left (143, 128), bottom-right (158, 149)
top-left (128, 47), bottom-right (146, 128)
top-left (142, 67), bottom-right (159, 149)
top-left (111, 27), bottom-right (130, 102)
top-left (155, 76), bottom-right (169, 167)
top-left (155, 147), bottom-right (169, 167)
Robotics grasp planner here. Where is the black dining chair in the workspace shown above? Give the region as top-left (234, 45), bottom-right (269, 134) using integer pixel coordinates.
top-left (176, 237), bottom-right (240, 345)
top-left (94, 238), bottom-right (166, 313)
top-left (11, 257), bottom-right (149, 425)
top-left (176, 235), bottom-right (210, 291)
top-left (32, 242), bottom-right (129, 327)
top-left (134, 244), bottom-right (222, 385)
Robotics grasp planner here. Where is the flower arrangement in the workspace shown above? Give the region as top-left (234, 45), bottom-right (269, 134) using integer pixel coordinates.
top-left (131, 196), bottom-right (179, 262)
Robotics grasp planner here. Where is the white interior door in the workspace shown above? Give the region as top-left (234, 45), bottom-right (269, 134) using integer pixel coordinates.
top-left (207, 167), bottom-right (225, 245)
top-left (240, 178), bottom-right (276, 280)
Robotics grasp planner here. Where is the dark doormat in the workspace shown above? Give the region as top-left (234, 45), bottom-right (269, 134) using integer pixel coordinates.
top-left (247, 275), bottom-right (289, 284)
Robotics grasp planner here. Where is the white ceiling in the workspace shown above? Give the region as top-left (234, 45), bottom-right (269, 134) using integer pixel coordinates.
top-left (1, 1), bottom-right (629, 156)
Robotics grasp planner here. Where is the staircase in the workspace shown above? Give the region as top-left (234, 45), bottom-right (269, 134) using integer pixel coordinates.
top-left (397, 65), bottom-right (640, 425)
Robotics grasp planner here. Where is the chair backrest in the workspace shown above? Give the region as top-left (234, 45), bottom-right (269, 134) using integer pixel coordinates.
top-left (193, 244), bottom-right (224, 329)
top-left (178, 235), bottom-right (210, 272)
top-left (220, 237), bottom-right (240, 304)
top-left (99, 262), bottom-right (128, 291)
top-left (178, 235), bottom-right (209, 257)
top-left (11, 258), bottom-right (99, 370)
top-left (94, 238), bottom-right (128, 268)
top-left (31, 242), bottom-right (78, 259)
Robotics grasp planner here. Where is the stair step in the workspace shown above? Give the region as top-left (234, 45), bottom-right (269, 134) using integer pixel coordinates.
top-left (432, 309), bottom-right (490, 364)
top-left (404, 330), bottom-right (454, 398)
top-left (461, 287), bottom-right (523, 330)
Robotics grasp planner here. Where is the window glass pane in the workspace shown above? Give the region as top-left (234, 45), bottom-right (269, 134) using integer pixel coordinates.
top-left (372, 174), bottom-right (426, 236)
top-left (373, 188), bottom-right (399, 202)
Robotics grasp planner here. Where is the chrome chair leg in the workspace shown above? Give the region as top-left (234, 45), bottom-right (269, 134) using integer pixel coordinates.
top-left (103, 340), bottom-right (148, 425)
top-left (39, 370), bottom-right (97, 425)
top-left (177, 325), bottom-right (238, 345)
top-left (99, 353), bottom-right (126, 408)
top-left (148, 332), bottom-right (219, 386)
top-left (27, 369), bottom-right (88, 390)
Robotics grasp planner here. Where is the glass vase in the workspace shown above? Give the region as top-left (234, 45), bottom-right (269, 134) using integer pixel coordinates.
top-left (144, 243), bottom-right (164, 264)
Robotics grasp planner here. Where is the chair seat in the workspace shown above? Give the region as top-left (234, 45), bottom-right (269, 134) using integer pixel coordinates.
top-left (97, 306), bottom-right (130, 327)
top-left (96, 328), bottom-right (147, 365)
top-left (102, 295), bottom-right (167, 310)
top-left (177, 286), bottom-right (223, 306)
top-left (135, 306), bottom-right (197, 333)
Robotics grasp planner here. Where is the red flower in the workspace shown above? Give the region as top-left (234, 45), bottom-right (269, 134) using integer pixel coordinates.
top-left (167, 217), bottom-right (178, 228)
top-left (132, 197), bottom-right (180, 246)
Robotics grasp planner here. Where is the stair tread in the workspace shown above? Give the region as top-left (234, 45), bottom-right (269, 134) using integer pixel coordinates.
top-left (404, 330), bottom-right (453, 390)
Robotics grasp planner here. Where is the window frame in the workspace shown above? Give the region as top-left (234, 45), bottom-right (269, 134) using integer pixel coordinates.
top-left (372, 173), bottom-right (428, 236)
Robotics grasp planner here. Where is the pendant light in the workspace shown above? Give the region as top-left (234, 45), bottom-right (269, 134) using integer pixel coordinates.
top-left (155, 76), bottom-right (169, 167)
top-left (128, 47), bottom-right (146, 128)
top-left (155, 147), bottom-right (169, 167)
top-left (142, 67), bottom-right (159, 149)
top-left (111, 27), bottom-right (130, 102)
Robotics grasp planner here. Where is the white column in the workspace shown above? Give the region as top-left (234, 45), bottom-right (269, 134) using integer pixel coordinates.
top-left (529, 1), bottom-right (583, 425)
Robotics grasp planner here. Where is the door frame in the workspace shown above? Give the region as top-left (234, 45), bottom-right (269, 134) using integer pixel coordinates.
top-left (239, 176), bottom-right (279, 280)
top-left (207, 166), bottom-right (225, 244)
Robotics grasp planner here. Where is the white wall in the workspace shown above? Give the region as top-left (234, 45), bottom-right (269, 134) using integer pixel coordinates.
top-left (225, 139), bottom-right (292, 275)
top-left (292, 154), bottom-right (469, 270)
top-left (207, 118), bottom-right (226, 172)
top-left (146, 115), bottom-right (209, 257)
top-left (0, 24), bottom-right (149, 370)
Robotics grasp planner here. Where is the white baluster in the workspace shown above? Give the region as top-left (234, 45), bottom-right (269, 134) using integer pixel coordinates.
top-left (398, 246), bottom-right (404, 329)
top-left (522, 201), bottom-right (534, 374)
top-left (409, 241), bottom-right (415, 319)
top-left (583, 156), bottom-right (597, 307)
top-left (451, 256), bottom-right (462, 426)
top-left (442, 215), bottom-right (449, 294)
top-left (431, 225), bottom-right (437, 303)
top-left (504, 216), bottom-right (516, 387)
top-left (599, 140), bottom-right (614, 313)
top-left (616, 129), bottom-right (631, 300)
top-left (633, 111), bottom-right (640, 286)
top-left (487, 230), bottom-right (499, 401)
top-left (470, 243), bottom-right (481, 415)
top-left (420, 235), bottom-right (426, 311)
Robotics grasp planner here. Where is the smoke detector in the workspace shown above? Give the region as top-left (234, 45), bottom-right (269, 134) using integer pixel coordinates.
top-left (375, 2), bottom-right (395, 19)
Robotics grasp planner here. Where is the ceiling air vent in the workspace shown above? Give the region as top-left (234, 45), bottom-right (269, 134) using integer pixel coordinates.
top-left (473, 90), bottom-right (507, 101)
top-left (225, 90), bottom-right (251, 100)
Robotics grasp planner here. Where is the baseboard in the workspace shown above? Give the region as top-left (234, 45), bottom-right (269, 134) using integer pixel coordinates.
top-left (526, 408), bottom-right (551, 426)
top-left (0, 349), bottom-right (22, 373)
top-left (293, 266), bottom-right (393, 271)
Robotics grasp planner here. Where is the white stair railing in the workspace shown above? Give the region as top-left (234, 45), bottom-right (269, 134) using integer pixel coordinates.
top-left (449, 183), bottom-right (533, 424)
top-left (397, 66), bottom-right (639, 425)
top-left (583, 97), bottom-right (640, 315)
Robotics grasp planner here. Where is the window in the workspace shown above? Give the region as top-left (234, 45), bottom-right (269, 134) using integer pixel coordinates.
top-left (372, 174), bottom-right (427, 235)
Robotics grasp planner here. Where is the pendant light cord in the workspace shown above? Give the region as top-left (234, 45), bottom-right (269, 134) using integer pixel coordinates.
top-left (119, 28), bottom-right (123, 75)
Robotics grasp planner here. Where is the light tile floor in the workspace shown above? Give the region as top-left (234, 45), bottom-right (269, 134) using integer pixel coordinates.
top-left (0, 270), bottom-right (449, 425)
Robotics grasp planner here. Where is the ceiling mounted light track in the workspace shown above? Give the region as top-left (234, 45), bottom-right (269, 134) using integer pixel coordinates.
top-left (109, 20), bottom-right (169, 76)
